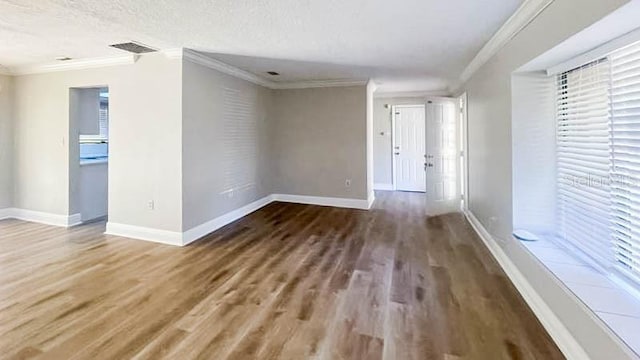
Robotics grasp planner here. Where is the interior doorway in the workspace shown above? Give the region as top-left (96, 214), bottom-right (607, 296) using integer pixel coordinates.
top-left (69, 86), bottom-right (109, 223)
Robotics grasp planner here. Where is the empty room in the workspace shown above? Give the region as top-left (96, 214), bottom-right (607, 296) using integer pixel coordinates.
top-left (2, 0), bottom-right (640, 359)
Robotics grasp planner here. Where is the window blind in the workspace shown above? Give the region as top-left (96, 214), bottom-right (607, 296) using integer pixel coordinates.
top-left (610, 41), bottom-right (640, 286)
top-left (556, 59), bottom-right (614, 268)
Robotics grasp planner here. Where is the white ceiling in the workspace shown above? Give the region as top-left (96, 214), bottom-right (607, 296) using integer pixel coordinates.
top-left (0, 0), bottom-right (524, 93)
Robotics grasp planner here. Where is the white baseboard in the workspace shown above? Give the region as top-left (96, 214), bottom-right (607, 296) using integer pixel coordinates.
top-left (1, 208), bottom-right (82, 227)
top-left (182, 195), bottom-right (274, 245)
top-left (374, 183), bottom-right (394, 191)
top-left (367, 190), bottom-right (376, 209)
top-left (272, 193), bottom-right (370, 210)
top-left (0, 208), bottom-right (12, 220)
top-left (97, 193), bottom-right (374, 246)
top-left (105, 222), bottom-right (183, 246)
top-left (463, 210), bottom-right (589, 360)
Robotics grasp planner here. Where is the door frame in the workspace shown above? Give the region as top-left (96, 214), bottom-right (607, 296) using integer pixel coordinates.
top-left (459, 92), bottom-right (469, 212)
top-left (391, 104), bottom-right (426, 191)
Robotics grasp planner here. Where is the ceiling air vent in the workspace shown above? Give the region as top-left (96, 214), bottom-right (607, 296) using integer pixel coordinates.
top-left (109, 41), bottom-right (157, 54)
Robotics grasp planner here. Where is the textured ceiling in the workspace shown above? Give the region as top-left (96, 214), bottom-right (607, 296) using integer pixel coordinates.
top-left (0, 0), bottom-right (523, 92)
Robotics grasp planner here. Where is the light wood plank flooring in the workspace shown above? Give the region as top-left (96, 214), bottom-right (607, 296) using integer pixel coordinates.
top-left (0, 191), bottom-right (564, 359)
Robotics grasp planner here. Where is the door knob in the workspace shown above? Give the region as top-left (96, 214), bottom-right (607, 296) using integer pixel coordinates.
top-left (394, 152), bottom-right (400, 155)
top-left (427, 163), bottom-right (434, 167)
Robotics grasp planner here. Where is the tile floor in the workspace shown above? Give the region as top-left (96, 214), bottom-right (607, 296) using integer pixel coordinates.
top-left (521, 238), bottom-right (640, 356)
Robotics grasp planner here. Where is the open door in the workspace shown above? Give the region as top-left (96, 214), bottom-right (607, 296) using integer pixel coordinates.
top-left (425, 99), bottom-right (460, 215)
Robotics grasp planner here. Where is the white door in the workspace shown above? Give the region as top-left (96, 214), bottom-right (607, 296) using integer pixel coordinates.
top-left (393, 105), bottom-right (426, 192)
top-left (425, 100), bottom-right (460, 215)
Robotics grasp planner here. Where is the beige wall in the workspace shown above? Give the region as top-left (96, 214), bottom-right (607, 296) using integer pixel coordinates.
top-left (461, 0), bottom-right (631, 357)
top-left (272, 86), bottom-right (368, 200)
top-left (181, 59), bottom-right (274, 231)
top-left (0, 74), bottom-right (13, 209)
top-left (12, 53), bottom-right (183, 231)
top-left (373, 97), bottom-right (425, 186)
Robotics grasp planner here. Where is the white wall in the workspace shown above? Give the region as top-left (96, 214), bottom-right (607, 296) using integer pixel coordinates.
top-left (373, 97), bottom-right (425, 187)
top-left (181, 59), bottom-right (274, 231)
top-left (512, 72), bottom-right (556, 235)
top-left (12, 53), bottom-right (183, 232)
top-left (272, 86), bottom-right (368, 200)
top-left (0, 74), bottom-right (13, 209)
top-left (461, 0), bottom-right (631, 357)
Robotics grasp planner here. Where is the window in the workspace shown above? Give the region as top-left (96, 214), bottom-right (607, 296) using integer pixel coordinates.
top-left (556, 41), bottom-right (640, 289)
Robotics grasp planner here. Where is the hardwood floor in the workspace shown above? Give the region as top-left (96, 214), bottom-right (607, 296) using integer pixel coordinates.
top-left (0, 191), bottom-right (564, 360)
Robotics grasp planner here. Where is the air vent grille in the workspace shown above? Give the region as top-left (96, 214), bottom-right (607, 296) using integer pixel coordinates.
top-left (109, 42), bottom-right (157, 54)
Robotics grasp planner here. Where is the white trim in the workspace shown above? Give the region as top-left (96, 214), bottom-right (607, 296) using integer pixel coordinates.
top-left (463, 209), bottom-right (590, 360)
top-left (2, 208), bottom-right (82, 227)
top-left (161, 48), bottom-right (184, 59)
top-left (5, 47), bottom-right (366, 90)
top-left (391, 105), bottom-right (398, 191)
top-left (106, 193), bottom-right (372, 246)
top-left (182, 49), bottom-right (275, 88)
top-left (457, 0), bottom-right (554, 87)
top-left (272, 194), bottom-right (371, 210)
top-left (179, 49), bottom-right (367, 90)
top-left (547, 26), bottom-right (640, 75)
top-left (374, 90), bottom-right (451, 99)
top-left (105, 222), bottom-right (183, 246)
top-left (0, 208), bottom-right (13, 220)
top-left (8, 55), bottom-right (139, 76)
top-left (271, 79), bottom-right (368, 89)
top-left (367, 191), bottom-right (376, 209)
top-left (459, 92), bottom-right (469, 210)
top-left (374, 183), bottom-right (394, 191)
top-left (182, 195), bottom-right (274, 245)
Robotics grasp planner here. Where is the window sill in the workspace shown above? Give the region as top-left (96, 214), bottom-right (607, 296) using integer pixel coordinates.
top-left (521, 238), bottom-right (640, 356)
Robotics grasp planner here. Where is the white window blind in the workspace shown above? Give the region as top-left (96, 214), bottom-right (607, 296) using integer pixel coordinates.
top-left (556, 59), bottom-right (614, 268)
top-left (611, 41), bottom-right (640, 286)
top-left (99, 101), bottom-right (109, 139)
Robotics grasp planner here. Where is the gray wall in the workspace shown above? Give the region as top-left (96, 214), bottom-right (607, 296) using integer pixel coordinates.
top-left (12, 53), bottom-right (183, 231)
top-left (79, 163), bottom-right (108, 221)
top-left (181, 59), bottom-right (274, 231)
top-left (75, 88), bottom-right (101, 135)
top-left (461, 0), bottom-right (631, 357)
top-left (0, 74), bottom-right (13, 209)
top-left (373, 97), bottom-right (425, 186)
top-left (272, 86), bottom-right (368, 200)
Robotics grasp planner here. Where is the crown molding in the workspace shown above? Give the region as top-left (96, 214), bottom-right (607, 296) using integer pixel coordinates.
top-left (374, 89), bottom-right (450, 99)
top-left (8, 54), bottom-right (140, 76)
top-left (270, 79), bottom-right (368, 89)
top-left (457, 0), bottom-right (554, 87)
top-left (181, 49), bottom-right (367, 90)
top-left (182, 48), bottom-right (276, 88)
top-left (162, 48), bottom-right (184, 60)
top-left (5, 47), bottom-right (368, 90)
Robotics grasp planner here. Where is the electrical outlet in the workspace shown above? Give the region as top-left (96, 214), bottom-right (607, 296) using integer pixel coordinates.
top-left (345, 179), bottom-right (352, 188)
top-left (148, 200), bottom-right (154, 210)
